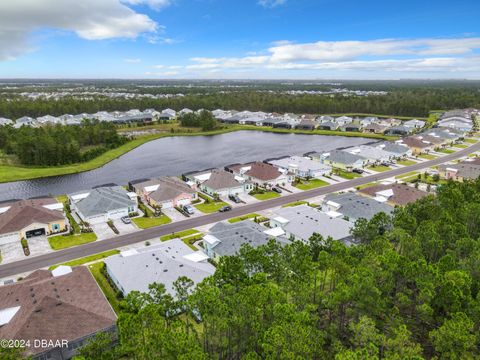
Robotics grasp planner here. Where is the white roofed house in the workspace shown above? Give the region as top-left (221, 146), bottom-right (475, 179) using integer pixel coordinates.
top-left (376, 142), bottom-right (412, 159)
top-left (268, 156), bottom-right (331, 179)
top-left (143, 108), bottom-right (161, 120)
top-left (334, 116), bottom-right (353, 126)
top-left (403, 119), bottom-right (426, 129)
top-left (36, 115), bottom-right (61, 125)
top-left (0, 117), bottom-right (13, 126)
top-left (179, 108), bottom-right (194, 115)
top-left (162, 108), bottom-right (177, 117)
top-left (14, 116), bottom-right (35, 128)
top-left (345, 145), bottom-right (395, 164)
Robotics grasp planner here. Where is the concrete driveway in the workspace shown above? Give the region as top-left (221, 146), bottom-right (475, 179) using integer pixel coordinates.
top-left (28, 236), bottom-right (52, 257)
top-left (113, 219), bottom-right (138, 234)
top-left (0, 241), bottom-right (25, 264)
top-left (91, 223), bottom-right (115, 240)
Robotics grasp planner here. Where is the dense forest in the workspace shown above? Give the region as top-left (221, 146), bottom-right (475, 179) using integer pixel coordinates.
top-left (1, 87), bottom-right (480, 119)
top-left (0, 120), bottom-right (128, 166)
top-left (66, 179), bottom-right (480, 359)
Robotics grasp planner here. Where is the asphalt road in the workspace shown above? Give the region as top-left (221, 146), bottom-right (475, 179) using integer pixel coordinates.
top-left (1, 141), bottom-right (479, 279)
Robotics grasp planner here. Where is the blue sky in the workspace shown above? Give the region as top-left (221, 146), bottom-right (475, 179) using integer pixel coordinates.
top-left (0, 0), bottom-right (479, 79)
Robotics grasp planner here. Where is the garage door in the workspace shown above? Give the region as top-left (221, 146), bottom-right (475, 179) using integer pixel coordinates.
top-left (176, 198), bottom-right (191, 207)
top-left (26, 228), bottom-right (46, 238)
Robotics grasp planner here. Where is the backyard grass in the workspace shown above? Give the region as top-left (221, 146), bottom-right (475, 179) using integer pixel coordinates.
top-left (396, 159), bottom-right (417, 166)
top-left (49, 250), bottom-right (120, 270)
top-left (55, 194), bottom-right (68, 203)
top-left (160, 229), bottom-right (200, 241)
top-left (333, 169), bottom-right (362, 179)
top-left (437, 148), bottom-right (455, 154)
top-left (252, 191), bottom-right (281, 200)
top-left (195, 200), bottom-right (229, 213)
top-left (133, 215), bottom-right (172, 229)
top-left (294, 178), bottom-right (329, 190)
top-left (228, 213), bottom-right (261, 223)
top-left (89, 262), bottom-right (122, 314)
top-left (282, 201), bottom-right (309, 208)
top-left (418, 153), bottom-right (438, 160)
top-left (367, 165), bottom-right (391, 172)
top-left (48, 232), bottom-right (97, 250)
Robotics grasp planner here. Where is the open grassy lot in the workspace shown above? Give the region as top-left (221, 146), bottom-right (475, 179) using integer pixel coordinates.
top-left (252, 191), bottom-right (281, 200)
top-left (228, 213), bottom-right (261, 223)
top-left (89, 262), bottom-right (122, 314)
top-left (48, 232), bottom-right (97, 250)
top-left (418, 153), bottom-right (438, 160)
top-left (49, 250), bottom-right (120, 270)
top-left (397, 159), bottom-right (417, 166)
top-left (367, 165), bottom-right (391, 172)
top-left (437, 148), bottom-right (455, 154)
top-left (160, 229), bottom-right (200, 241)
top-left (333, 169), bottom-right (362, 179)
top-left (133, 215), bottom-right (172, 229)
top-left (195, 200), bottom-right (229, 213)
top-left (294, 178), bottom-right (329, 190)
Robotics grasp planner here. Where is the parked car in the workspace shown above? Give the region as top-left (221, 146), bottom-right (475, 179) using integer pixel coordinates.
top-left (272, 187), bottom-right (282, 193)
top-left (219, 205), bottom-right (232, 212)
top-left (183, 205), bottom-right (195, 215)
top-left (352, 168), bottom-right (364, 174)
top-left (229, 194), bottom-right (241, 203)
top-left (121, 216), bottom-right (131, 224)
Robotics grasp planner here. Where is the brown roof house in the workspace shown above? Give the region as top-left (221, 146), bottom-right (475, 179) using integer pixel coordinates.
top-left (358, 183), bottom-right (429, 206)
top-left (229, 161), bottom-right (294, 187)
top-left (438, 157), bottom-right (480, 182)
top-left (398, 136), bottom-right (435, 155)
top-left (0, 266), bottom-right (117, 359)
top-left (0, 198), bottom-right (66, 246)
top-left (199, 169), bottom-right (253, 197)
top-left (131, 176), bottom-right (197, 209)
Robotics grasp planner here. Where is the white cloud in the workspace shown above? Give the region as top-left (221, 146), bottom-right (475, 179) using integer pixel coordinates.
top-left (258, 0), bottom-right (286, 8)
top-left (124, 58), bottom-right (142, 63)
top-left (0, 0), bottom-right (161, 60)
top-left (121, 0), bottom-right (171, 11)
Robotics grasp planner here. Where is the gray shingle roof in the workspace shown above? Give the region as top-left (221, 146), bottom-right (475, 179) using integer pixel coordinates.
top-left (202, 169), bottom-right (243, 190)
top-left (324, 150), bottom-right (366, 165)
top-left (324, 192), bottom-right (394, 221)
top-left (71, 186), bottom-right (135, 218)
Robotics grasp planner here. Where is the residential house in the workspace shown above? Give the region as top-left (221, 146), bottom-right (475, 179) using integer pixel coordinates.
top-left (229, 161), bottom-right (293, 187)
top-left (358, 183), bottom-right (429, 206)
top-left (15, 116), bottom-right (35, 128)
top-left (199, 169), bottom-right (252, 197)
top-left (384, 125), bottom-right (414, 136)
top-left (0, 198), bottom-right (66, 245)
top-left (438, 158), bottom-right (480, 182)
top-left (318, 121), bottom-right (339, 131)
top-left (0, 266), bottom-right (117, 360)
top-left (398, 136), bottom-right (435, 155)
top-left (363, 123), bottom-right (389, 134)
top-left (334, 116), bottom-right (353, 126)
top-left (262, 117), bottom-right (285, 127)
top-left (376, 142), bottom-right (412, 158)
top-left (268, 156), bottom-right (331, 179)
top-left (0, 117), bottom-right (13, 126)
top-left (36, 115), bottom-right (60, 125)
top-left (340, 123), bottom-right (362, 132)
top-left (360, 117), bottom-right (378, 127)
top-left (295, 119), bottom-right (317, 130)
top-left (130, 177), bottom-right (197, 209)
top-left (68, 186), bottom-right (138, 224)
top-left (203, 220), bottom-right (289, 259)
top-left (345, 145), bottom-right (394, 165)
top-left (313, 150), bottom-right (366, 172)
top-left (377, 118), bottom-right (402, 127)
top-left (105, 238), bottom-right (215, 296)
top-left (323, 192), bottom-right (394, 222)
top-left (403, 119), bottom-right (426, 129)
top-left (179, 108), bottom-right (194, 116)
top-left (269, 204), bottom-right (353, 244)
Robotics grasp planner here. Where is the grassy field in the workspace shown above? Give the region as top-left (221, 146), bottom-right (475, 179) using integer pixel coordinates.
top-left (367, 165), bottom-right (391, 172)
top-left (252, 191), bottom-right (281, 200)
top-left (436, 148), bottom-right (455, 154)
top-left (333, 169), bottom-right (362, 179)
top-left (397, 159), bottom-right (417, 166)
top-left (418, 153), bottom-right (438, 160)
top-left (294, 178), bottom-right (329, 190)
top-left (465, 138), bottom-right (478, 144)
top-left (48, 232), bottom-right (97, 250)
top-left (160, 229), bottom-right (200, 241)
top-left (453, 144), bottom-right (468, 148)
top-left (89, 262), bottom-right (122, 314)
top-left (49, 250), bottom-right (120, 270)
top-left (195, 200), bottom-right (229, 213)
top-left (133, 215), bottom-right (172, 229)
top-left (228, 213), bottom-right (260, 223)
top-left (0, 125), bottom-right (396, 184)
top-left (282, 201), bottom-right (309, 208)
top-left (395, 171), bottom-right (419, 179)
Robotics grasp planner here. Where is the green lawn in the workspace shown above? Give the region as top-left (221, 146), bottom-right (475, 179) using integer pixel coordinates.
top-left (48, 232), bottom-right (97, 250)
top-left (396, 159), bottom-right (417, 166)
top-left (195, 200), bottom-right (229, 213)
top-left (228, 213), bottom-right (260, 223)
top-left (454, 144), bottom-right (468, 148)
top-left (89, 262), bottom-right (122, 314)
top-left (282, 201), bottom-right (309, 208)
top-left (464, 138), bottom-right (478, 144)
top-left (294, 178), bottom-right (329, 190)
top-left (395, 171), bottom-right (419, 179)
top-left (49, 250), bottom-right (120, 270)
top-left (133, 215), bottom-right (172, 229)
top-left (437, 148), bottom-right (455, 154)
top-left (356, 182), bottom-right (378, 190)
top-left (418, 153), bottom-right (437, 160)
top-left (252, 191), bottom-right (281, 200)
top-left (333, 169), bottom-right (362, 179)
top-left (55, 194), bottom-right (68, 203)
top-left (367, 165), bottom-right (391, 172)
top-left (161, 229), bottom-right (200, 241)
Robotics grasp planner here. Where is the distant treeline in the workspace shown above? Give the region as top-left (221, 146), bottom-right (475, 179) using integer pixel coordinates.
top-left (1, 88), bottom-right (480, 119)
top-left (0, 120), bottom-right (128, 166)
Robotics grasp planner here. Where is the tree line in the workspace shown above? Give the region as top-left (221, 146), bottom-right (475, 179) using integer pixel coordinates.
top-left (1, 87), bottom-right (480, 119)
top-left (0, 120), bottom-right (128, 166)
top-left (68, 178), bottom-right (480, 359)
top-left (179, 110), bottom-right (219, 131)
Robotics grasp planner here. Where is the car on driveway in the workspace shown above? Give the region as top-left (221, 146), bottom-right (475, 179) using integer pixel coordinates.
top-left (352, 168), bottom-right (364, 174)
top-left (272, 187), bottom-right (282, 193)
top-left (121, 216), bottom-right (131, 224)
top-left (183, 205), bottom-right (195, 215)
top-left (219, 205), bottom-right (232, 212)
top-left (229, 194), bottom-right (242, 203)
